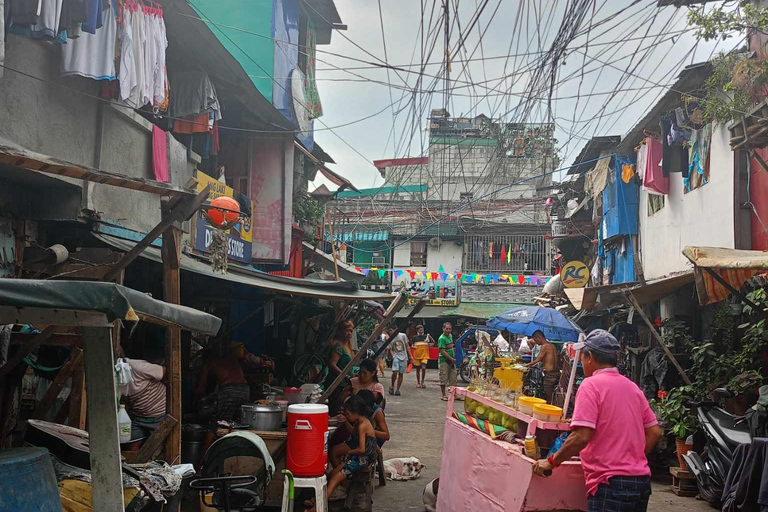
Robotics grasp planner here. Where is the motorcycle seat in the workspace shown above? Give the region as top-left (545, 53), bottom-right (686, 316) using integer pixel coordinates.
top-left (708, 407), bottom-right (752, 447)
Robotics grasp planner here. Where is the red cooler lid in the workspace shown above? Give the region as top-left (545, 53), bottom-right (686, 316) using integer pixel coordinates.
top-left (283, 387), bottom-right (301, 394)
top-left (288, 404), bottom-right (328, 415)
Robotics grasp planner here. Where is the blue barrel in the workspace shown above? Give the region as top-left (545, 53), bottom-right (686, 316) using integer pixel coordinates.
top-left (0, 448), bottom-right (62, 512)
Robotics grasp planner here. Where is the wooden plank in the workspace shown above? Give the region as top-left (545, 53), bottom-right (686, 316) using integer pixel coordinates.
top-left (162, 225), bottom-right (182, 465)
top-left (102, 186), bottom-right (210, 282)
top-left (69, 363), bottom-right (87, 430)
top-left (53, 394), bottom-right (72, 424)
top-left (134, 414), bottom-right (178, 464)
top-left (32, 347), bottom-right (83, 420)
top-left (623, 290), bottom-right (692, 386)
top-left (10, 332), bottom-right (82, 347)
top-left (0, 326), bottom-right (57, 379)
top-left (318, 292), bottom-right (408, 403)
top-left (81, 327), bottom-right (125, 511)
top-left (325, 210), bottom-right (340, 281)
top-left (0, 141), bottom-right (195, 197)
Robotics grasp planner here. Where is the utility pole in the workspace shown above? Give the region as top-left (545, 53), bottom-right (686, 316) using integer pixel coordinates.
top-left (442, 0), bottom-right (450, 214)
top-left (443, 0), bottom-right (450, 113)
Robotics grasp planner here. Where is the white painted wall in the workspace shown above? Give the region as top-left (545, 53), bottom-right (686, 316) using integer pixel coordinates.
top-left (393, 244), bottom-right (411, 267)
top-left (638, 124), bottom-right (735, 280)
top-left (426, 241), bottom-right (464, 273)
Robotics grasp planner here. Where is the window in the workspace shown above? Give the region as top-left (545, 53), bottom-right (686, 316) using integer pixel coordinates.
top-left (648, 195), bottom-right (665, 215)
top-left (463, 235), bottom-right (548, 273)
top-left (410, 241), bottom-right (427, 267)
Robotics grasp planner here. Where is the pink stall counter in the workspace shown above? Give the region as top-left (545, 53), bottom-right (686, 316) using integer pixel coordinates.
top-left (437, 387), bottom-right (587, 512)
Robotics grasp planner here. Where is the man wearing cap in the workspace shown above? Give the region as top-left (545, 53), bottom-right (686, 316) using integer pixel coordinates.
top-left (533, 330), bottom-right (663, 512)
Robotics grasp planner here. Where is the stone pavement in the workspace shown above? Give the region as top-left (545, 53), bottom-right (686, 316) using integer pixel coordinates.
top-left (370, 368), bottom-right (712, 512)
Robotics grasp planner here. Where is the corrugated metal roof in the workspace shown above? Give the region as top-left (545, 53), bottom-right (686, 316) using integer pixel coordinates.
top-left (440, 302), bottom-right (530, 319)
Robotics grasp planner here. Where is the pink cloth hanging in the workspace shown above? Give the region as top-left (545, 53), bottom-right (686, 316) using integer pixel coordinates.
top-left (152, 125), bottom-right (169, 182)
top-left (643, 135), bottom-right (668, 195)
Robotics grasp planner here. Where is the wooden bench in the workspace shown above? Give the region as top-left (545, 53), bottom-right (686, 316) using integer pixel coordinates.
top-left (342, 466), bottom-right (373, 512)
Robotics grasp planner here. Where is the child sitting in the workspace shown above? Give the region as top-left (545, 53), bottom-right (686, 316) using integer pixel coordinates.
top-left (357, 389), bottom-right (389, 448)
top-left (308, 395), bottom-right (377, 512)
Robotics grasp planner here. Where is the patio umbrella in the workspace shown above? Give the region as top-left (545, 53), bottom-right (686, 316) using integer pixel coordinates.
top-left (487, 306), bottom-right (583, 342)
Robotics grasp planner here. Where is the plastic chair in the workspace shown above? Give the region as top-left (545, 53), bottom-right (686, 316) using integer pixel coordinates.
top-left (281, 474), bottom-right (327, 512)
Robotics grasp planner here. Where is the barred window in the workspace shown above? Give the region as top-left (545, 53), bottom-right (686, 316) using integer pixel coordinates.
top-left (464, 235), bottom-right (549, 273)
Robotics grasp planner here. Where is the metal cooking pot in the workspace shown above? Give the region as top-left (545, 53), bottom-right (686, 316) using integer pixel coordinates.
top-left (241, 403), bottom-right (282, 431)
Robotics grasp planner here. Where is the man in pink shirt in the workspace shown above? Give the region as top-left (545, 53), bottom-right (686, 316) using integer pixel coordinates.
top-left (533, 329), bottom-right (663, 512)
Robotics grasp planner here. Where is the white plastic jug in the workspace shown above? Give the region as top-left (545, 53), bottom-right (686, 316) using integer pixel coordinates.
top-left (118, 404), bottom-right (132, 444)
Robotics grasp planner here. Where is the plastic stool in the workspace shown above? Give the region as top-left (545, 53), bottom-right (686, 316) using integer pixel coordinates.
top-left (281, 474), bottom-right (327, 512)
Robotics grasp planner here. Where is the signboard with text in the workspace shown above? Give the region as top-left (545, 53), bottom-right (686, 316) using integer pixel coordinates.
top-left (193, 172), bottom-right (253, 264)
top-left (399, 276), bottom-right (459, 306)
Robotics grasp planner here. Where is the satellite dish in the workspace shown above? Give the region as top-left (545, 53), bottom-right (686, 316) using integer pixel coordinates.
top-left (291, 68), bottom-right (310, 135)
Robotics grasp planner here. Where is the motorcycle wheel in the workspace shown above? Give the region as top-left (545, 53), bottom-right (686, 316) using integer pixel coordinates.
top-left (696, 452), bottom-right (723, 509)
top-left (459, 363), bottom-right (471, 383)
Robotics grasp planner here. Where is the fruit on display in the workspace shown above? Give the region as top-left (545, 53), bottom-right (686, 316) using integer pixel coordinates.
top-left (475, 404), bottom-right (489, 420)
top-left (464, 398), bottom-right (477, 415)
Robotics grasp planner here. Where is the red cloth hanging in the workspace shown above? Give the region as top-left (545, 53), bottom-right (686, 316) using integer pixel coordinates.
top-left (500, 244), bottom-right (507, 265)
top-left (152, 125), bottom-right (169, 182)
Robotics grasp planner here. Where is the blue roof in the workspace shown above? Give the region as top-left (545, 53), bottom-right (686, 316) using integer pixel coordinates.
top-left (335, 184), bottom-right (427, 198)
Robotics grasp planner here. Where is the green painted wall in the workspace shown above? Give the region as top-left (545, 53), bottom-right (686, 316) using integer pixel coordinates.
top-left (352, 242), bottom-right (390, 267)
top-left (189, 0), bottom-right (275, 102)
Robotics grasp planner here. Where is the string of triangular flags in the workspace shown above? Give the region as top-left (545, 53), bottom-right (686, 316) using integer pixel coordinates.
top-left (353, 265), bottom-right (552, 286)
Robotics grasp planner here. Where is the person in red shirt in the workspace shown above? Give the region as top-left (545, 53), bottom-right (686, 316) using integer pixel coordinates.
top-left (533, 329), bottom-right (663, 512)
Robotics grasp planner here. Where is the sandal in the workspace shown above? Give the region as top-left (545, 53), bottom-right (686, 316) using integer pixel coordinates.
top-left (388, 386), bottom-right (394, 395)
top-left (441, 396), bottom-right (448, 401)
top-left (422, 383), bottom-right (427, 388)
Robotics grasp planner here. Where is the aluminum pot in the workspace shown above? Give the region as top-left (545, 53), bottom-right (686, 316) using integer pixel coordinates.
top-left (241, 403), bottom-right (282, 431)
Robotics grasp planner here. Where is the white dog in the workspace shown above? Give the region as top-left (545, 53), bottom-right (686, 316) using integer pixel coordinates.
top-left (423, 477), bottom-right (439, 512)
top-left (381, 457), bottom-right (426, 481)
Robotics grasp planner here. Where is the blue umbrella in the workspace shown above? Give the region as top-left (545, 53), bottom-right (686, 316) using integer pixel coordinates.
top-left (487, 306), bottom-right (583, 342)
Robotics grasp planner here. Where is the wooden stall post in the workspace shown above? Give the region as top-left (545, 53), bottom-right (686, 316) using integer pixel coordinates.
top-left (162, 224), bottom-right (183, 464)
top-left (81, 327), bottom-right (125, 510)
top-left (623, 290), bottom-right (692, 386)
top-left (318, 293), bottom-right (407, 403)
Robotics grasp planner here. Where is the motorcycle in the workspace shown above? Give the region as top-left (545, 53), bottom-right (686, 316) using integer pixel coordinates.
top-left (682, 388), bottom-right (752, 508)
top-left (459, 349), bottom-right (476, 384)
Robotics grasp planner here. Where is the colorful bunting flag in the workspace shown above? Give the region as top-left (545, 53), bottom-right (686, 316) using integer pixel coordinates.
top-left (355, 267), bottom-right (362, 272)
top-left (440, 273), bottom-right (447, 281)
top-left (530, 276), bottom-right (538, 285)
top-left (457, 273), bottom-right (463, 281)
top-left (438, 264), bottom-right (445, 273)
top-left (362, 269), bottom-right (370, 276)
top-left (517, 275), bottom-right (525, 284)
top-left (378, 270), bottom-right (386, 279)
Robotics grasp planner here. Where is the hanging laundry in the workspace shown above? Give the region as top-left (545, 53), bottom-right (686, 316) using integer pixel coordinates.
top-left (506, 244), bottom-right (511, 264)
top-left (660, 115), bottom-right (689, 178)
top-left (81, 0), bottom-right (102, 33)
top-left (60, 0), bottom-right (117, 80)
top-left (643, 136), bottom-right (668, 195)
top-left (304, 17), bottom-right (322, 119)
top-left (173, 112), bottom-right (211, 134)
top-left (500, 244), bottom-right (507, 265)
top-left (621, 163), bottom-right (635, 184)
top-left (8, 0), bottom-right (42, 27)
top-left (118, 1), bottom-right (166, 108)
top-left (30, 0), bottom-right (62, 40)
top-left (152, 125), bottom-right (168, 182)
top-left (169, 71), bottom-right (222, 121)
top-left (58, 0), bottom-right (88, 39)
top-left (488, 242), bottom-right (493, 259)
top-left (635, 141), bottom-right (647, 183)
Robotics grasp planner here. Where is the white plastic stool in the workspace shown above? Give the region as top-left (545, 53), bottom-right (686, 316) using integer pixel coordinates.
top-left (281, 474), bottom-right (327, 512)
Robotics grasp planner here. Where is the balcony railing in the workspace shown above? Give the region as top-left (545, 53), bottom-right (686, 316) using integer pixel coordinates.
top-left (464, 234), bottom-right (549, 273)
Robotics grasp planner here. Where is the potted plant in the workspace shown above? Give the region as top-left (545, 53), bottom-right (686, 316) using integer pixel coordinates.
top-left (653, 390), bottom-right (697, 469)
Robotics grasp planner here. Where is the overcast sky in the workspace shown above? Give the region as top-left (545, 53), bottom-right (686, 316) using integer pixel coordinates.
top-left (309, 0), bottom-right (729, 191)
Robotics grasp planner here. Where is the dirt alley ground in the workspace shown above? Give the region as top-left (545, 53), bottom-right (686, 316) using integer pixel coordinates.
top-left (369, 368), bottom-right (713, 512)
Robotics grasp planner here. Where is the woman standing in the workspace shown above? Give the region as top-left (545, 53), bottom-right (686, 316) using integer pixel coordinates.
top-left (324, 320), bottom-right (355, 390)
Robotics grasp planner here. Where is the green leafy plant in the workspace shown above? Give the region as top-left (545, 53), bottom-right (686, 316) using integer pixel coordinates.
top-left (686, 4), bottom-right (768, 124)
top-left (293, 192), bottom-right (325, 227)
top-left (728, 371), bottom-right (763, 396)
top-left (652, 388), bottom-right (697, 440)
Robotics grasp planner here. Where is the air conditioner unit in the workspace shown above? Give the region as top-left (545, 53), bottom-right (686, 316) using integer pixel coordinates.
top-left (372, 256), bottom-right (386, 266)
top-left (429, 237), bottom-right (441, 248)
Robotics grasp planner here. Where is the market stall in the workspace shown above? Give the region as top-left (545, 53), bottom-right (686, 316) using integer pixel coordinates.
top-left (438, 387), bottom-right (587, 512)
top-left (0, 279), bottom-right (222, 511)
top-left (437, 306), bottom-right (588, 512)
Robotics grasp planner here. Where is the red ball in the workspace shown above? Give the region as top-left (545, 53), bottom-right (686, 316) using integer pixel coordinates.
top-left (208, 196), bottom-right (240, 227)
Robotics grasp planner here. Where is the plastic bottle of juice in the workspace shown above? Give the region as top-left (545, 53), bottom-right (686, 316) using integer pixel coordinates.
top-left (524, 435), bottom-right (538, 459)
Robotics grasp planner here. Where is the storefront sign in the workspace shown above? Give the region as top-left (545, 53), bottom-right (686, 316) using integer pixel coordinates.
top-left (194, 172), bottom-right (253, 264)
top-left (560, 260), bottom-right (589, 288)
top-left (400, 277), bottom-right (459, 306)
